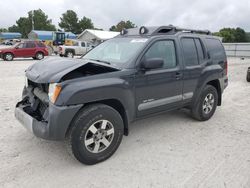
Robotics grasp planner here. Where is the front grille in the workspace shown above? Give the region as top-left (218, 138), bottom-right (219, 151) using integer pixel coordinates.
top-left (27, 80), bottom-right (49, 121)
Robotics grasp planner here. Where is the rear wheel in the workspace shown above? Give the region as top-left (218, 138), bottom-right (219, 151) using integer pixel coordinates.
top-left (35, 52), bottom-right (44, 60)
top-left (66, 104), bottom-right (124, 165)
top-left (247, 68), bottom-right (250, 82)
top-left (191, 85), bottom-right (218, 121)
top-left (66, 51), bottom-right (74, 58)
top-left (3, 53), bottom-right (14, 61)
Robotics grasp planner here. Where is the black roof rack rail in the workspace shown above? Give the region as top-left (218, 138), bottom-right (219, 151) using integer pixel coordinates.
top-left (153, 25), bottom-right (212, 35)
top-left (118, 26), bottom-right (212, 36)
top-left (174, 26), bottom-right (212, 35)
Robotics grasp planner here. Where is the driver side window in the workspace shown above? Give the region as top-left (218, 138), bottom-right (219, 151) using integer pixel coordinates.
top-left (144, 40), bottom-right (177, 69)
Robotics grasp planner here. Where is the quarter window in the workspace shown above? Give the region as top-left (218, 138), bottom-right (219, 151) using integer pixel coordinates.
top-left (205, 38), bottom-right (226, 60)
top-left (181, 38), bottom-right (199, 66)
top-left (144, 40), bottom-right (177, 69)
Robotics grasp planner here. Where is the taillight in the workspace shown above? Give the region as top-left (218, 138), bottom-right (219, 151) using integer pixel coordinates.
top-left (225, 60), bottom-right (228, 75)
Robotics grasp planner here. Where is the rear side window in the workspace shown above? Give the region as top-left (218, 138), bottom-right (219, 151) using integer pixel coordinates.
top-left (205, 38), bottom-right (225, 59)
top-left (194, 39), bottom-right (205, 61)
top-left (26, 42), bottom-right (36, 48)
top-left (37, 42), bottom-right (45, 47)
top-left (181, 38), bottom-right (199, 66)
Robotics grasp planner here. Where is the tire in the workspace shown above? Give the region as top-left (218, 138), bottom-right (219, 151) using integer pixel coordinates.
top-left (3, 53), bottom-right (14, 61)
top-left (65, 51), bottom-right (74, 58)
top-left (66, 104), bottom-right (124, 165)
top-left (247, 68), bottom-right (250, 82)
top-left (35, 52), bottom-right (44, 60)
top-left (32, 57), bottom-right (36, 60)
top-left (191, 85), bottom-right (218, 121)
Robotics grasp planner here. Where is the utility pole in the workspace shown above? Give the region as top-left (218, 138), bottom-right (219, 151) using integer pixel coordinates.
top-left (32, 10), bottom-right (34, 30)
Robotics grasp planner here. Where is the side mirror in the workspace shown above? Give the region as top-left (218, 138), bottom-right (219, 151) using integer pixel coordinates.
top-left (141, 58), bottom-right (164, 70)
top-left (15, 46), bottom-right (19, 49)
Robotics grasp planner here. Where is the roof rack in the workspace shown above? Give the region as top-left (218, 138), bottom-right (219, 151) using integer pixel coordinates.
top-left (119, 25), bottom-right (212, 36)
top-left (153, 25), bottom-right (212, 35)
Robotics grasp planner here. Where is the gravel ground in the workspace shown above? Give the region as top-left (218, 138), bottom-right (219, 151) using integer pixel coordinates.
top-left (0, 57), bottom-right (250, 188)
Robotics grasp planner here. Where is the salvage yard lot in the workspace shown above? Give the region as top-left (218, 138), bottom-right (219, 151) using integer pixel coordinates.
top-left (0, 57), bottom-right (250, 187)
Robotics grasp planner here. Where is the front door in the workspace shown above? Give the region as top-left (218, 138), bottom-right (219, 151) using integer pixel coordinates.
top-left (135, 39), bottom-right (183, 117)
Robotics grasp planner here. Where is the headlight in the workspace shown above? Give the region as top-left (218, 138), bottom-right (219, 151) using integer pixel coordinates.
top-left (48, 83), bottom-right (62, 103)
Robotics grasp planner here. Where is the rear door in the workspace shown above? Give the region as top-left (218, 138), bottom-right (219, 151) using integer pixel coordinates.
top-left (180, 37), bottom-right (206, 101)
top-left (81, 42), bottom-right (87, 55)
top-left (25, 42), bottom-right (36, 57)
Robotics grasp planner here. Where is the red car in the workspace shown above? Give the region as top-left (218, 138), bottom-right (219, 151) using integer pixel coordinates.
top-left (0, 40), bottom-right (49, 61)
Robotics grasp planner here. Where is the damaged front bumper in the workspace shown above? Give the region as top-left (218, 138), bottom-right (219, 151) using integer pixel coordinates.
top-left (15, 86), bottom-right (83, 140)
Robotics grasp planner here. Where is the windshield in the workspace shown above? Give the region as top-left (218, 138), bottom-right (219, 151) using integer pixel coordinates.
top-left (83, 38), bottom-right (148, 67)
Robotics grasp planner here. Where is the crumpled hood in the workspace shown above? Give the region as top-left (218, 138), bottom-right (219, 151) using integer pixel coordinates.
top-left (26, 57), bottom-right (89, 83)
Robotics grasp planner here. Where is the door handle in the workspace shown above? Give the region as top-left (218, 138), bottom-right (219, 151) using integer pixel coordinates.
top-left (175, 72), bottom-right (182, 80)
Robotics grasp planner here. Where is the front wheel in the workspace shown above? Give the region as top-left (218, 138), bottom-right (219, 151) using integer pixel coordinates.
top-left (3, 53), bottom-right (14, 61)
top-left (67, 104), bottom-right (124, 165)
top-left (191, 85), bottom-right (218, 121)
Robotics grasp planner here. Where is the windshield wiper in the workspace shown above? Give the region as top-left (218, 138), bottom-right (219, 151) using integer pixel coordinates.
top-left (89, 59), bottom-right (111, 65)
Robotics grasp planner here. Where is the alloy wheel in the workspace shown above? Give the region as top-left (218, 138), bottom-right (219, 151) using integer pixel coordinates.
top-left (84, 120), bottom-right (115, 154)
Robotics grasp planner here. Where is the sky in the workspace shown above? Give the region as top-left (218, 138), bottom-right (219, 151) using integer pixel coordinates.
top-left (0, 0), bottom-right (250, 32)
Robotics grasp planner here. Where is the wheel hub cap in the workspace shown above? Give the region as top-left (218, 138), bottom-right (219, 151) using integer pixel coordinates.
top-left (84, 120), bottom-right (114, 154)
top-left (203, 93), bottom-right (214, 114)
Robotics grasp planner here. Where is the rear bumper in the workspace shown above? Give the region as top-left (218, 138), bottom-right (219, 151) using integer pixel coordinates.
top-left (15, 99), bottom-right (83, 140)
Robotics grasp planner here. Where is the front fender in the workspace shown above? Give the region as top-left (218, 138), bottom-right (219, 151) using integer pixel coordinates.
top-left (56, 77), bottom-right (135, 121)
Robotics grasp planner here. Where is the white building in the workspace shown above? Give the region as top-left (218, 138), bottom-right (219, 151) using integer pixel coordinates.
top-left (77, 29), bottom-right (119, 45)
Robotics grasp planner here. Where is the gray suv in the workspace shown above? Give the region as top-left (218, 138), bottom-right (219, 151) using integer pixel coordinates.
top-left (15, 26), bottom-right (228, 165)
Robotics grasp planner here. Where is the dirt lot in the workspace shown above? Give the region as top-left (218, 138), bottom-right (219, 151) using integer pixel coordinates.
top-left (0, 57), bottom-right (250, 188)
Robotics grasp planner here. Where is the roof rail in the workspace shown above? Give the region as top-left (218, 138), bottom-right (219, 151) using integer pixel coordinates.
top-left (174, 26), bottom-right (211, 35)
top-left (152, 25), bottom-right (211, 35)
top-left (119, 26), bottom-right (212, 36)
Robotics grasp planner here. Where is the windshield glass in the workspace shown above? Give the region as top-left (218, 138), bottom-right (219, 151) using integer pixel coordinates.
top-left (83, 38), bottom-right (148, 67)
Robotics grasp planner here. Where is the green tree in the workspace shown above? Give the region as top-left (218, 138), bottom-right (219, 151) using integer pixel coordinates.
top-left (214, 27), bottom-right (248, 43)
top-left (0, 28), bottom-right (8, 32)
top-left (59, 10), bottom-right (79, 33)
top-left (59, 10), bottom-right (95, 34)
top-left (8, 25), bottom-right (20, 33)
top-left (8, 9), bottom-right (56, 38)
top-left (234, 27), bottom-right (247, 42)
top-left (15, 17), bottom-right (31, 38)
top-left (28, 9), bottom-right (56, 31)
top-left (109, 20), bottom-right (136, 32)
top-left (78, 16), bottom-right (94, 32)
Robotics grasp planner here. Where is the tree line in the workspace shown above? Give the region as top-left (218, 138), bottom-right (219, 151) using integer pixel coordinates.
top-left (1, 9), bottom-right (250, 43)
top-left (214, 28), bottom-right (250, 43)
top-left (0, 9), bottom-right (136, 38)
